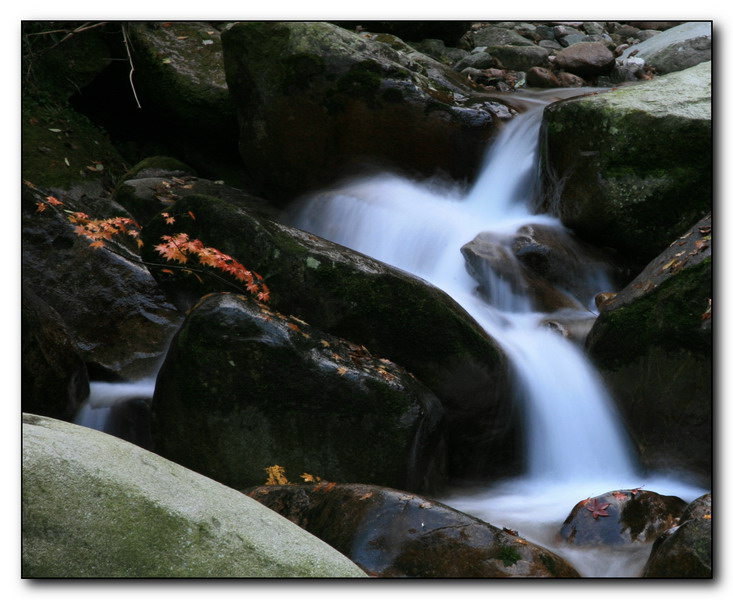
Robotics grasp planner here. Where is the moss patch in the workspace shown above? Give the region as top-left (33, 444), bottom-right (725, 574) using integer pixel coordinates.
top-left (589, 258), bottom-right (711, 370)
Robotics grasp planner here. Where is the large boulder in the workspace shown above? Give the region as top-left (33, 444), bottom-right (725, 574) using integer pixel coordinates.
top-left (221, 21), bottom-right (508, 205)
top-left (126, 22), bottom-right (235, 135)
top-left (22, 182), bottom-right (182, 380)
top-left (618, 21), bottom-right (712, 75)
top-left (539, 61), bottom-right (711, 264)
top-left (643, 493), bottom-right (712, 577)
top-left (22, 413), bottom-right (366, 578)
top-left (152, 293), bottom-right (446, 493)
top-left (586, 215), bottom-right (711, 483)
top-left (140, 194), bottom-right (515, 480)
top-left (246, 483), bottom-right (579, 577)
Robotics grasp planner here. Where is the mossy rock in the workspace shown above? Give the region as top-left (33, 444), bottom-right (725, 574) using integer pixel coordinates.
top-left (539, 61), bottom-right (711, 264)
top-left (586, 215), bottom-right (711, 481)
top-left (140, 193), bottom-right (516, 480)
top-left (152, 293), bottom-right (446, 492)
top-left (21, 100), bottom-right (129, 193)
top-left (221, 21), bottom-right (501, 205)
top-left (126, 22), bottom-right (236, 133)
top-left (22, 413), bottom-right (367, 577)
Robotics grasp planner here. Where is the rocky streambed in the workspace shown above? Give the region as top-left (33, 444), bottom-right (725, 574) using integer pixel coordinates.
top-left (21, 20), bottom-right (711, 578)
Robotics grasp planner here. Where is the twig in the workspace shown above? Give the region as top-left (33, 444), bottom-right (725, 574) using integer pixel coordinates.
top-left (121, 24), bottom-right (142, 109)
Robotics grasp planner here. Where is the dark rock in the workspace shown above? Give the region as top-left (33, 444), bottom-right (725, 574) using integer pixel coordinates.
top-left (410, 39), bottom-right (468, 66)
top-left (586, 215), bottom-right (712, 482)
top-left (114, 160), bottom-right (278, 226)
top-left (22, 183), bottom-right (182, 380)
top-left (470, 26), bottom-right (535, 48)
top-left (582, 22), bottom-right (607, 36)
top-left (141, 194), bottom-right (515, 481)
top-left (539, 62), bottom-right (711, 263)
top-left (538, 39), bottom-right (563, 51)
top-left (126, 22), bottom-right (236, 139)
top-left (643, 493), bottom-right (712, 577)
top-left (122, 22), bottom-right (245, 185)
top-left (22, 284), bottom-right (90, 421)
top-left (488, 45), bottom-right (550, 72)
top-left (453, 51), bottom-right (496, 71)
top-left (221, 21), bottom-right (503, 205)
top-left (246, 483), bottom-right (580, 577)
top-left (560, 489), bottom-right (687, 547)
top-left (332, 21), bottom-right (471, 46)
top-left (553, 42), bottom-right (616, 77)
top-left (534, 25), bottom-right (557, 41)
top-left (560, 34), bottom-right (587, 47)
top-left (153, 293), bottom-right (446, 493)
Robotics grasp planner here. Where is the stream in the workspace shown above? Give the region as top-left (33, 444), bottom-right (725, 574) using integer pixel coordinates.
top-left (75, 88), bottom-right (709, 577)
top-left (285, 88), bottom-right (709, 577)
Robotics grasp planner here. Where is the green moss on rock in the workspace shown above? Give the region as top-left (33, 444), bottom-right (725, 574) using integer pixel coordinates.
top-left (540, 63), bottom-right (711, 263)
top-left (22, 413), bottom-right (367, 578)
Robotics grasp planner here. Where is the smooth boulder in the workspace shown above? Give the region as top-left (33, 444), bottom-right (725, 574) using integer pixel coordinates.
top-left (22, 413), bottom-right (367, 578)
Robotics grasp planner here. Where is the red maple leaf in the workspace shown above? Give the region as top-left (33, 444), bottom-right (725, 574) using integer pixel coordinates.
top-left (585, 497), bottom-right (611, 519)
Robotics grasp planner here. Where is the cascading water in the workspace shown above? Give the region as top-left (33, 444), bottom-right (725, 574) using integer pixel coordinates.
top-left (286, 89), bottom-right (708, 576)
top-left (74, 377), bottom-right (157, 449)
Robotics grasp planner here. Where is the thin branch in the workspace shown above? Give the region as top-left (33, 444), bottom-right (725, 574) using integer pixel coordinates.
top-left (29, 22), bottom-right (108, 54)
top-left (121, 24), bottom-right (142, 109)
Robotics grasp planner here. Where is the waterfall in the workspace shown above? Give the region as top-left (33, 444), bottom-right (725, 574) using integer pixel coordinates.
top-left (286, 89), bottom-right (708, 576)
top-left (74, 378), bottom-right (156, 449)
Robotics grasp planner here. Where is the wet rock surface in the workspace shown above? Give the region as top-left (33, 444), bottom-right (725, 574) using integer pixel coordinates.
top-left (643, 493), bottom-right (712, 577)
top-left (152, 292), bottom-right (447, 493)
top-left (246, 482), bottom-right (580, 577)
top-left (587, 215), bottom-right (712, 482)
top-left (559, 489), bottom-right (687, 547)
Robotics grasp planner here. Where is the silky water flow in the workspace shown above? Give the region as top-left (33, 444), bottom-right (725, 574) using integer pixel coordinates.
top-left (286, 88), bottom-right (709, 576)
top-left (73, 88), bottom-right (708, 577)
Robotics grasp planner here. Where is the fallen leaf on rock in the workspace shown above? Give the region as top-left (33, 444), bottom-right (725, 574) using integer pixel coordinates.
top-left (585, 497), bottom-right (611, 519)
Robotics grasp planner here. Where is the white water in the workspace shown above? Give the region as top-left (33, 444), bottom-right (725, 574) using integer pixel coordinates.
top-left (286, 90), bottom-right (709, 576)
top-left (74, 378), bottom-right (156, 435)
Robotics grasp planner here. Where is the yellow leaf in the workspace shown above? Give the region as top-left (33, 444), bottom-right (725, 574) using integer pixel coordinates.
top-left (264, 465), bottom-right (289, 485)
top-left (337, 367), bottom-right (349, 376)
top-left (301, 472), bottom-right (322, 483)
